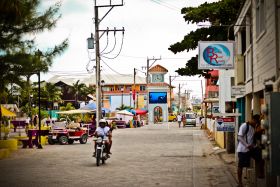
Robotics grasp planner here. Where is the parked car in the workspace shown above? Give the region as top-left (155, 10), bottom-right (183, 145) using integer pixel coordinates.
top-left (168, 114), bottom-right (177, 122)
top-left (159, 114), bottom-right (177, 122)
top-left (184, 112), bottom-right (196, 127)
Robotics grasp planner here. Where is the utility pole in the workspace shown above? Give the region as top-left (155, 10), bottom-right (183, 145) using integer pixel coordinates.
top-left (93, 0), bottom-right (124, 124)
top-left (178, 83), bottom-right (181, 112)
top-left (169, 76), bottom-right (172, 112)
top-left (133, 68), bottom-right (136, 109)
top-left (94, 5), bottom-right (101, 125)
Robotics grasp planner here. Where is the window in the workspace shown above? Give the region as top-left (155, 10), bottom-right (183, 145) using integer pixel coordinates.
top-left (244, 47), bottom-right (252, 81)
top-left (126, 86), bottom-right (132, 91)
top-left (117, 86), bottom-right (124, 91)
top-left (102, 86), bottom-right (110, 92)
top-left (140, 85), bottom-right (146, 91)
top-left (208, 91), bottom-right (219, 98)
top-left (256, 0), bottom-right (265, 36)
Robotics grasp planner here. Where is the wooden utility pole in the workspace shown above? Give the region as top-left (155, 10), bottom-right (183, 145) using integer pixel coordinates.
top-left (178, 83), bottom-right (181, 112)
top-left (93, 0), bottom-right (124, 124)
top-left (133, 68), bottom-right (136, 108)
top-left (169, 76), bottom-right (172, 112)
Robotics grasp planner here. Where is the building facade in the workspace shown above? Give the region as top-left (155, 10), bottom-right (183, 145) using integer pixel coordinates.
top-left (234, 0), bottom-right (280, 185)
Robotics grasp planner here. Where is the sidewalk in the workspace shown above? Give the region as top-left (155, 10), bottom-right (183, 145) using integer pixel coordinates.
top-left (206, 131), bottom-right (267, 187)
top-left (206, 131), bottom-right (238, 184)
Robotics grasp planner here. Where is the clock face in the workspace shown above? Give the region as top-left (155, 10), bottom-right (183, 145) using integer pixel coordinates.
top-left (155, 74), bottom-right (162, 82)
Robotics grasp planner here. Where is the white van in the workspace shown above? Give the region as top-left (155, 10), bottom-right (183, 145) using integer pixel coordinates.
top-left (184, 112), bottom-right (196, 127)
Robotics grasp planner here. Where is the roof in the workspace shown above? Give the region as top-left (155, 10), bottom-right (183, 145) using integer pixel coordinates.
top-left (148, 82), bottom-right (174, 88)
top-left (48, 74), bottom-right (146, 86)
top-left (149, 64), bottom-right (168, 73)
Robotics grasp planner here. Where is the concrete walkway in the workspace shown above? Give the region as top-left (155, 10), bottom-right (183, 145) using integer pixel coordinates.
top-left (0, 122), bottom-right (238, 187)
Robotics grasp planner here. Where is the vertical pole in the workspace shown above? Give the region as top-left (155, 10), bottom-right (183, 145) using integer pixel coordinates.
top-left (201, 80), bottom-right (204, 116)
top-left (146, 58), bottom-right (149, 121)
top-left (169, 76), bottom-right (172, 112)
top-left (178, 84), bottom-right (181, 112)
top-left (137, 92), bottom-right (139, 109)
top-left (121, 90), bottom-right (123, 107)
top-left (129, 91), bottom-right (131, 107)
top-left (37, 72), bottom-right (42, 149)
top-left (95, 5), bottom-right (101, 124)
top-left (133, 68), bottom-right (136, 109)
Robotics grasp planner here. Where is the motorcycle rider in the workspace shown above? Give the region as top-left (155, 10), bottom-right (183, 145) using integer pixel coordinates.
top-left (92, 119), bottom-right (111, 157)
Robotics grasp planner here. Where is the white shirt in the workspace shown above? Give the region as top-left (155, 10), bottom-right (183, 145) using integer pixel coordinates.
top-left (95, 126), bottom-right (110, 137)
top-left (177, 114), bottom-right (182, 122)
top-left (236, 122), bottom-right (255, 153)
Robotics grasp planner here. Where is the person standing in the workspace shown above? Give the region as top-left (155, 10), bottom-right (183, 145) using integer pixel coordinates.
top-left (177, 113), bottom-right (182, 128)
top-left (236, 114), bottom-right (259, 187)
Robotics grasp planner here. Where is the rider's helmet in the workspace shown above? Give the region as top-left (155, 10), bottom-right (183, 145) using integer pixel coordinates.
top-left (99, 119), bottom-right (107, 128)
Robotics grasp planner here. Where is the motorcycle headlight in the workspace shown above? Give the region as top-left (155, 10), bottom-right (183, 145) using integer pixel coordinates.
top-left (96, 137), bottom-right (102, 143)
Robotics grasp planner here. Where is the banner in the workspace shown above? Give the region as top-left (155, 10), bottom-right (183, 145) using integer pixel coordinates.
top-left (198, 41), bottom-right (235, 70)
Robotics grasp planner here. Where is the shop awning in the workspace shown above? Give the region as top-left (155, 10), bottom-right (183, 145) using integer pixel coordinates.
top-left (1, 106), bottom-right (16, 117)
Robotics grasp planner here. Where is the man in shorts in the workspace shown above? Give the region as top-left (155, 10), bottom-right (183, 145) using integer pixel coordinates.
top-left (236, 114), bottom-right (259, 187)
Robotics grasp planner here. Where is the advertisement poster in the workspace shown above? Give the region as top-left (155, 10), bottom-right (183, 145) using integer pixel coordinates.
top-left (216, 117), bottom-right (235, 132)
top-left (198, 41), bottom-right (235, 70)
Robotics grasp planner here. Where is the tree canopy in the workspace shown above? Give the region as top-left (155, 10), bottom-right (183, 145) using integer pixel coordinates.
top-left (169, 0), bottom-right (245, 78)
top-left (0, 0), bottom-right (68, 103)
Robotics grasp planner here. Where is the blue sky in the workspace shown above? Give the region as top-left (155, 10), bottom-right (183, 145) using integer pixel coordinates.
top-left (34, 0), bottom-right (218, 99)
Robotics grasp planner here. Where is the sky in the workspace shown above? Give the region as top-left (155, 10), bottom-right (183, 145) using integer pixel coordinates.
top-left (34, 0), bottom-right (218, 100)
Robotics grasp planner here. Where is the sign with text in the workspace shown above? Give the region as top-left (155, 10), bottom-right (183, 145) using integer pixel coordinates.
top-left (198, 41), bottom-right (235, 70)
top-left (231, 85), bottom-right (246, 98)
top-left (216, 117), bottom-right (235, 132)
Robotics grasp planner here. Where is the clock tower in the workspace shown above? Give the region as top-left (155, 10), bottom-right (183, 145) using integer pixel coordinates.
top-left (147, 64), bottom-right (170, 123)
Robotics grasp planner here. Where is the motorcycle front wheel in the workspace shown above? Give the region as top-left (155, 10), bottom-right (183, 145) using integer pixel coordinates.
top-left (102, 153), bottom-right (106, 164)
top-left (96, 149), bottom-right (101, 166)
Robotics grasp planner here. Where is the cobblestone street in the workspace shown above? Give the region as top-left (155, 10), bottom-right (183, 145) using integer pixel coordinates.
top-left (0, 123), bottom-right (237, 187)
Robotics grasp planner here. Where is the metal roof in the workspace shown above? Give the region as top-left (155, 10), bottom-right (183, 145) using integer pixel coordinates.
top-left (47, 74), bottom-right (146, 86)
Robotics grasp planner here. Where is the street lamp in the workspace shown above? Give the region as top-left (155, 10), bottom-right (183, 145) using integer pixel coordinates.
top-left (121, 87), bottom-right (124, 107)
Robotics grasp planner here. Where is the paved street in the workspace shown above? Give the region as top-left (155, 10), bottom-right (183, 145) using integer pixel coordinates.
top-left (0, 123), bottom-right (237, 187)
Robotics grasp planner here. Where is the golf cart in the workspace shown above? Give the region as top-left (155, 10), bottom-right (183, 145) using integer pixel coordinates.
top-left (48, 121), bottom-right (89, 145)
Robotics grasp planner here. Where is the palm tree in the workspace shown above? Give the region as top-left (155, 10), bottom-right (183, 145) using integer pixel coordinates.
top-left (71, 80), bottom-right (87, 108)
top-left (42, 82), bottom-right (62, 110)
top-left (116, 104), bottom-right (132, 111)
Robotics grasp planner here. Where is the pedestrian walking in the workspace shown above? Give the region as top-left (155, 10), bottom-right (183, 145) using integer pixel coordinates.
top-left (177, 113), bottom-right (182, 128)
top-left (236, 114), bottom-right (263, 187)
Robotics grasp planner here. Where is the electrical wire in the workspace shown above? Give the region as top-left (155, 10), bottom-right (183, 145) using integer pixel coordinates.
top-left (100, 29), bottom-right (110, 54)
top-left (101, 29), bottom-right (117, 55)
top-left (150, 0), bottom-right (179, 11)
top-left (101, 69), bottom-right (117, 84)
top-left (100, 58), bottom-right (127, 75)
top-left (101, 30), bottom-right (124, 60)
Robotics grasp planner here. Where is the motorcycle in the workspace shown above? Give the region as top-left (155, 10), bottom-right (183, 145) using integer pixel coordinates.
top-left (93, 136), bottom-right (109, 166)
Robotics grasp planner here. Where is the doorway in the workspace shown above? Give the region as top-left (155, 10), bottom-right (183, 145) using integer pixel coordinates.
top-left (153, 106), bottom-right (162, 123)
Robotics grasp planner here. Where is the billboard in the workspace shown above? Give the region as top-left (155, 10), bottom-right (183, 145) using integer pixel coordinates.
top-left (149, 92), bottom-right (167, 104)
top-left (198, 41), bottom-right (235, 70)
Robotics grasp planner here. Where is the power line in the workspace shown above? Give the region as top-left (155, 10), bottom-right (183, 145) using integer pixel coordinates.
top-left (150, 0), bottom-right (179, 11)
top-left (100, 58), bottom-right (126, 75)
